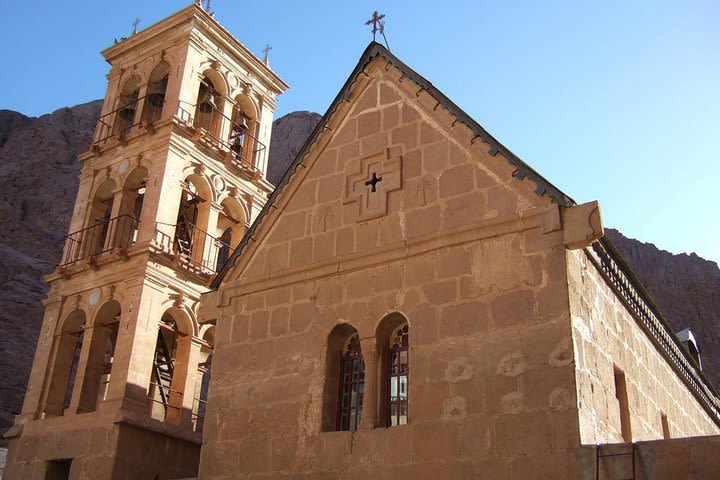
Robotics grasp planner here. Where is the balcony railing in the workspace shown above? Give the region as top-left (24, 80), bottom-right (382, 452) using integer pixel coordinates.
top-left (177, 101), bottom-right (266, 174)
top-left (153, 221), bottom-right (233, 275)
top-left (94, 94), bottom-right (166, 145)
top-left (60, 215), bottom-right (139, 267)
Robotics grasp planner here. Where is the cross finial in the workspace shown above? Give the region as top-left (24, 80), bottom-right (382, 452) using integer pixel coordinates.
top-left (263, 44), bottom-right (272, 66)
top-left (365, 11), bottom-right (386, 42)
top-left (132, 17), bottom-right (140, 35)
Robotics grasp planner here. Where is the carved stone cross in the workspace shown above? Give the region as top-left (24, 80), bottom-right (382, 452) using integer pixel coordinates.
top-left (365, 172), bottom-right (383, 192)
top-left (344, 147), bottom-right (402, 221)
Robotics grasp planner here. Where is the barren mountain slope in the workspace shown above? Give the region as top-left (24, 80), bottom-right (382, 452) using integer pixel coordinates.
top-left (266, 110), bottom-right (322, 185)
top-left (0, 101), bottom-right (102, 438)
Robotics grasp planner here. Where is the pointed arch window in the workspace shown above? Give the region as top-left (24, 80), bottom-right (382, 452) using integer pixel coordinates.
top-left (337, 333), bottom-right (365, 431)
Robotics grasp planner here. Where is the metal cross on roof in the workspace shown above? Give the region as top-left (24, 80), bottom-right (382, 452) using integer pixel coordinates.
top-left (365, 11), bottom-right (385, 42)
top-left (132, 18), bottom-right (141, 35)
top-left (263, 44), bottom-right (272, 65)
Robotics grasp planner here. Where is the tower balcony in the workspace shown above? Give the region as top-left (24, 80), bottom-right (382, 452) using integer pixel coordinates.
top-left (176, 101), bottom-right (267, 180)
top-left (59, 214), bottom-right (139, 268)
top-left (93, 94), bottom-right (166, 147)
top-left (151, 221), bottom-right (233, 278)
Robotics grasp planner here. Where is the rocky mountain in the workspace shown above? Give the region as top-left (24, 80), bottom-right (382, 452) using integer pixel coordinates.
top-left (0, 101), bottom-right (102, 441)
top-left (266, 111), bottom-right (322, 185)
top-left (0, 103), bottom-right (718, 441)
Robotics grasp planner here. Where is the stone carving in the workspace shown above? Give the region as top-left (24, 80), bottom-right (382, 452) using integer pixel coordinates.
top-left (343, 146), bottom-right (402, 221)
top-left (562, 200), bottom-right (603, 250)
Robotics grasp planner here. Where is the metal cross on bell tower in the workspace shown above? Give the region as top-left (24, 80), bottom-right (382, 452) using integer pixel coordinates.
top-left (263, 44), bottom-right (272, 65)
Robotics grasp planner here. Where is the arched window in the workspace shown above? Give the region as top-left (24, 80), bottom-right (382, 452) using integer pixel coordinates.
top-left (173, 175), bottom-right (213, 270)
top-left (118, 166), bottom-right (147, 246)
top-left (214, 197), bottom-right (246, 271)
top-left (83, 179), bottom-right (116, 259)
top-left (148, 310), bottom-right (192, 424)
top-left (194, 76), bottom-right (223, 136)
top-left (114, 77), bottom-right (141, 136)
top-left (377, 313), bottom-right (409, 427)
top-left (44, 309), bottom-right (86, 417)
top-left (143, 63), bottom-right (169, 124)
top-left (230, 94), bottom-right (259, 167)
top-left (321, 324), bottom-right (364, 432)
top-left (77, 300), bottom-right (120, 413)
top-left (148, 314), bottom-right (179, 421)
top-left (338, 333), bottom-right (365, 431)
top-left (387, 324), bottom-right (409, 426)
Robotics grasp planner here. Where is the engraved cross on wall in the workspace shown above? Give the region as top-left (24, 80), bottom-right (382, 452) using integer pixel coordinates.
top-left (344, 147), bottom-right (402, 221)
top-left (365, 172), bottom-right (383, 192)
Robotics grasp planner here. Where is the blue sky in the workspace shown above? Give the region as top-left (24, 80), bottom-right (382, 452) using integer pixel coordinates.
top-left (1, 1), bottom-right (718, 264)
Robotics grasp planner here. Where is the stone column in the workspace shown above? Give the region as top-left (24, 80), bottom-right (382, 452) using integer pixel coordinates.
top-left (359, 337), bottom-right (379, 430)
top-left (19, 297), bottom-right (63, 421)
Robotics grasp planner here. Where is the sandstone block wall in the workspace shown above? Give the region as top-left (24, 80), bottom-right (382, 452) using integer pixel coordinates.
top-left (568, 249), bottom-right (720, 444)
top-left (578, 435), bottom-right (720, 480)
top-left (3, 421), bottom-right (199, 479)
top-left (201, 58), bottom-right (584, 479)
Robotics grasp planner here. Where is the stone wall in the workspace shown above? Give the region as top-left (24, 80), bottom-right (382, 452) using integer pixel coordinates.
top-left (200, 56), bottom-right (584, 479)
top-left (568, 249), bottom-right (720, 444)
top-left (578, 435), bottom-right (720, 479)
top-left (203, 235), bottom-right (582, 478)
top-left (3, 421), bottom-right (199, 479)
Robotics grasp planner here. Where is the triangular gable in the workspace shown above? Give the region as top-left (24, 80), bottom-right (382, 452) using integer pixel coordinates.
top-left (212, 42), bottom-right (575, 288)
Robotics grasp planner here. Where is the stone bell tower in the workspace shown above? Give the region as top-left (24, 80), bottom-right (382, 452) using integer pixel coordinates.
top-left (4, 3), bottom-right (288, 478)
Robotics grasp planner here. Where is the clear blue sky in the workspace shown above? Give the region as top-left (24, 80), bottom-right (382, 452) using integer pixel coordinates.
top-left (2, 1), bottom-right (718, 264)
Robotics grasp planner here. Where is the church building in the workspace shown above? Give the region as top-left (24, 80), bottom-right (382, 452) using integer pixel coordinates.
top-left (5, 3), bottom-right (720, 479)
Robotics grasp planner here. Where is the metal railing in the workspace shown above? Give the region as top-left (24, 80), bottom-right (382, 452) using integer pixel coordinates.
top-left (94, 94), bottom-right (166, 145)
top-left (177, 101), bottom-right (266, 172)
top-left (60, 215), bottom-right (139, 267)
top-left (153, 221), bottom-right (233, 275)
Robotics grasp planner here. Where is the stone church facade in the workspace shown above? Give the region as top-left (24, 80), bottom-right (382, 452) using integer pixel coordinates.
top-left (5, 3), bottom-right (720, 480)
top-left (198, 42), bottom-right (720, 479)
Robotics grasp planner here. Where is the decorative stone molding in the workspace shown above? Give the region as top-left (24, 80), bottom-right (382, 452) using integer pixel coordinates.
top-left (563, 201), bottom-right (603, 249)
top-left (344, 146), bottom-right (402, 221)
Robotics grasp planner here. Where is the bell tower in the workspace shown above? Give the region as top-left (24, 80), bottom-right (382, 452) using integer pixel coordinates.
top-left (4, 3), bottom-right (288, 478)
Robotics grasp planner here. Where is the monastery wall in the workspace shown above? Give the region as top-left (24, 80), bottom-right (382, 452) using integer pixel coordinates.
top-left (200, 62), bottom-right (586, 479)
top-left (579, 435), bottom-right (720, 479)
top-left (202, 234), bottom-right (582, 479)
top-left (567, 248), bottom-right (720, 445)
top-left (4, 422), bottom-right (199, 479)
